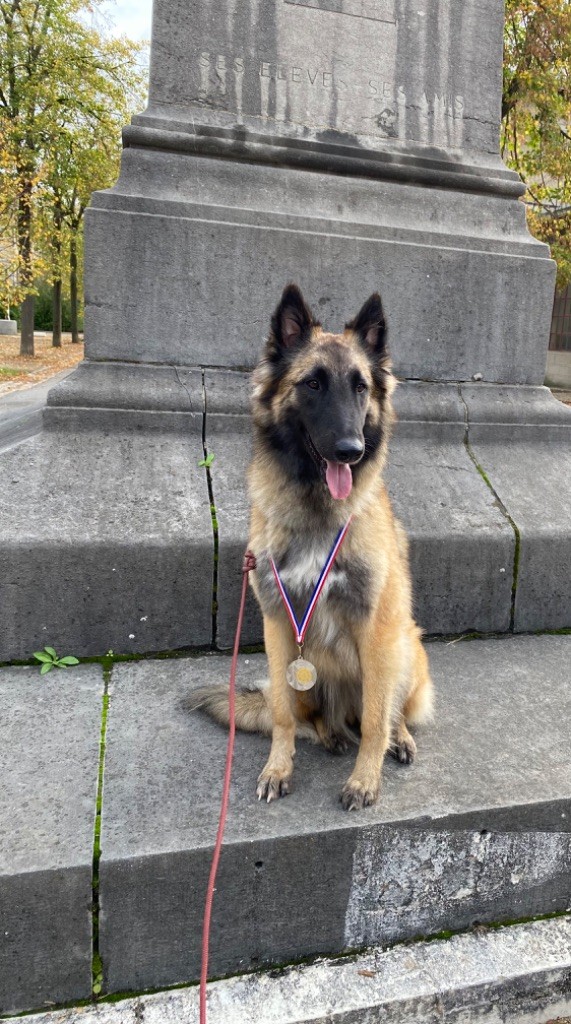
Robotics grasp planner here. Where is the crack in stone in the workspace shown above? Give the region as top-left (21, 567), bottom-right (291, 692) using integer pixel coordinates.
top-left (458, 384), bottom-right (521, 633)
top-left (200, 370), bottom-right (219, 647)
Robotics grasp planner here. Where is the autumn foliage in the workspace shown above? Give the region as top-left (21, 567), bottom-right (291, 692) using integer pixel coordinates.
top-left (0, 0), bottom-right (146, 353)
top-left (502, 0), bottom-right (571, 288)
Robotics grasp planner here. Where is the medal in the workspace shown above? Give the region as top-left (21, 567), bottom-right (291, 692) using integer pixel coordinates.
top-left (286, 656), bottom-right (318, 691)
top-left (270, 518), bottom-right (353, 691)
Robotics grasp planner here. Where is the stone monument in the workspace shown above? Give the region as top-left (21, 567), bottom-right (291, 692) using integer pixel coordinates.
top-left (60, 0), bottom-right (554, 382)
top-left (1, 0), bottom-right (570, 658)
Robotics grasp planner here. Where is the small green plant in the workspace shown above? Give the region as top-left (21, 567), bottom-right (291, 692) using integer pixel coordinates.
top-left (33, 646), bottom-right (80, 674)
top-left (92, 954), bottom-right (103, 996)
top-left (198, 452), bottom-right (215, 468)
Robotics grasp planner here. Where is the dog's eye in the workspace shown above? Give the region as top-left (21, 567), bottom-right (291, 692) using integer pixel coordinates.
top-left (306, 379), bottom-right (320, 391)
top-left (356, 381), bottom-right (367, 393)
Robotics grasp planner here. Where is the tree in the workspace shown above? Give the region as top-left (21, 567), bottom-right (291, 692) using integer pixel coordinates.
top-left (0, 0), bottom-right (145, 354)
top-left (502, 0), bottom-right (571, 288)
top-left (0, 139), bottom-right (50, 324)
top-left (43, 53), bottom-right (142, 343)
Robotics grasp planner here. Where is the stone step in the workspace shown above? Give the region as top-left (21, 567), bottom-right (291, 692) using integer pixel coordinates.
top-left (4, 635), bottom-right (568, 1015)
top-left (3, 917), bottom-right (570, 1024)
top-left (0, 420), bottom-right (214, 662)
top-left (0, 667), bottom-right (103, 1014)
top-left (207, 373), bottom-right (571, 646)
top-left (97, 636), bottom-right (571, 998)
top-left (1, 372), bottom-right (570, 661)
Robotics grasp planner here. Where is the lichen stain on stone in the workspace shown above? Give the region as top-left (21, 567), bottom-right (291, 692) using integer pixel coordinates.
top-left (344, 829), bottom-right (571, 948)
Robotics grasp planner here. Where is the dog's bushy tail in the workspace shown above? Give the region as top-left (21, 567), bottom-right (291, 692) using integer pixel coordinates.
top-left (185, 681), bottom-right (274, 735)
top-left (186, 681), bottom-right (322, 744)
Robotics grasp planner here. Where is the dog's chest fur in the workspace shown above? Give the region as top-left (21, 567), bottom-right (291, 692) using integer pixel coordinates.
top-left (255, 532), bottom-right (372, 634)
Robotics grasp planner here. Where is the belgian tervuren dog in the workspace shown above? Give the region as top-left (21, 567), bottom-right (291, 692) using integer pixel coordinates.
top-left (193, 285), bottom-right (433, 810)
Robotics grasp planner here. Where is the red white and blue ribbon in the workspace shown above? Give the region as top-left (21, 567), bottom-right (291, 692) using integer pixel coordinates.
top-left (270, 517), bottom-right (353, 646)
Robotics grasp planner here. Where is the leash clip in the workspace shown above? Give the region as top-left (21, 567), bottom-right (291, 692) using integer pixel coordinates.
top-left (243, 550), bottom-right (257, 574)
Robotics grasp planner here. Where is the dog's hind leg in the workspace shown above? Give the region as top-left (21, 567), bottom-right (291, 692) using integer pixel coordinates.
top-left (390, 716), bottom-right (417, 764)
top-left (256, 617), bottom-right (298, 803)
top-left (390, 631), bottom-right (432, 764)
top-left (313, 716), bottom-right (351, 754)
top-left (403, 631), bottom-right (434, 726)
top-left (312, 679), bottom-right (357, 754)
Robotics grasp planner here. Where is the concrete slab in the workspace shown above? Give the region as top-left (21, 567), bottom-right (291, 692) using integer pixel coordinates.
top-left (0, 371), bottom-right (72, 452)
top-left (208, 374), bottom-right (571, 643)
top-left (5, 917), bottom-right (571, 1024)
top-left (468, 439), bottom-right (571, 631)
top-left (0, 666), bottom-right (103, 1014)
top-left (0, 429), bottom-right (213, 660)
top-left (208, 430), bottom-right (262, 649)
top-left (462, 382), bottom-right (571, 443)
top-left (211, 429), bottom-right (515, 648)
top-left (386, 436), bottom-right (514, 635)
top-left (99, 636), bottom-right (571, 995)
top-left (547, 349), bottom-right (571, 388)
top-left (44, 362), bottom-right (204, 433)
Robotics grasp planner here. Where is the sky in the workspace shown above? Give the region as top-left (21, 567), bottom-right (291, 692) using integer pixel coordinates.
top-left (95, 0), bottom-right (154, 42)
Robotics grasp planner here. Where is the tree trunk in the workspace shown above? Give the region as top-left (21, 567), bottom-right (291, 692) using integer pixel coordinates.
top-left (70, 236), bottom-right (79, 342)
top-left (20, 294), bottom-right (35, 355)
top-left (51, 198), bottom-right (63, 347)
top-left (17, 181), bottom-right (35, 357)
top-left (52, 279), bottom-right (62, 347)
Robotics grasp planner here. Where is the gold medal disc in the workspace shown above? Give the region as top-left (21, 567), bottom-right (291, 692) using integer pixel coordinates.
top-left (286, 657), bottom-right (317, 691)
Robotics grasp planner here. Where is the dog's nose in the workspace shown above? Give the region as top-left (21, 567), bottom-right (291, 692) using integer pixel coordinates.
top-left (335, 438), bottom-right (364, 463)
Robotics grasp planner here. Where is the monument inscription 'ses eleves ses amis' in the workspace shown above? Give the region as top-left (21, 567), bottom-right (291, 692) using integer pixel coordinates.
top-left (149, 0), bottom-right (485, 151)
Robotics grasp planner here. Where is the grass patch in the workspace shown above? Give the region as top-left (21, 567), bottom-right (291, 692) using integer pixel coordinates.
top-left (92, 674), bottom-right (111, 998)
top-left (0, 366), bottom-right (23, 378)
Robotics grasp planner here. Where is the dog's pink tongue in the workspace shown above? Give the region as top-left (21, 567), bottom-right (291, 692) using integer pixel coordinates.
top-left (325, 461), bottom-right (353, 500)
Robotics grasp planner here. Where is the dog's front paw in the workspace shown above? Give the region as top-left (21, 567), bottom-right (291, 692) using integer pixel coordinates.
top-left (256, 764), bottom-right (292, 803)
top-left (340, 777), bottom-right (379, 811)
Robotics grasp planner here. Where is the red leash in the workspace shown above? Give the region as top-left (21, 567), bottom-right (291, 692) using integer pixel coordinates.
top-left (199, 550), bottom-right (256, 1024)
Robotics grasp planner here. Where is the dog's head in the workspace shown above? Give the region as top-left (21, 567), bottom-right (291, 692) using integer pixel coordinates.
top-left (252, 284), bottom-right (395, 500)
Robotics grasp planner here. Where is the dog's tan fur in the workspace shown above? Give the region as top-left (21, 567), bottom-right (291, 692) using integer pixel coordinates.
top-left (192, 287), bottom-right (433, 810)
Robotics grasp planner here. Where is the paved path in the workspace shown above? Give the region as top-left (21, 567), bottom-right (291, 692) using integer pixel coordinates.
top-left (0, 370), bottom-right (71, 452)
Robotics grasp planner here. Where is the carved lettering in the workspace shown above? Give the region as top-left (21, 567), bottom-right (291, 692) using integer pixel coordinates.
top-left (259, 62), bottom-right (338, 90)
top-left (368, 77), bottom-right (392, 98)
top-left (192, 50), bottom-right (465, 151)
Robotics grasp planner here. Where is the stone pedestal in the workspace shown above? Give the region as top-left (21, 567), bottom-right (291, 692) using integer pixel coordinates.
top-left (65, 0), bottom-right (554, 393)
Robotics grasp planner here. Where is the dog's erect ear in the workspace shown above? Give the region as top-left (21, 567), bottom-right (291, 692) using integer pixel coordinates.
top-left (346, 293), bottom-right (387, 355)
top-left (270, 284), bottom-right (315, 350)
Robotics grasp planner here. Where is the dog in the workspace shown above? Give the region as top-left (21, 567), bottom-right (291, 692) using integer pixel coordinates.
top-left (192, 284), bottom-right (433, 810)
